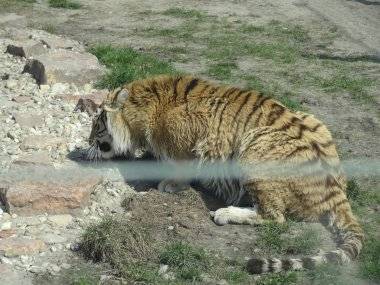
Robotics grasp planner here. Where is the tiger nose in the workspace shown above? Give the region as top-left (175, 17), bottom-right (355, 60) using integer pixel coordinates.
top-left (99, 141), bottom-right (111, 152)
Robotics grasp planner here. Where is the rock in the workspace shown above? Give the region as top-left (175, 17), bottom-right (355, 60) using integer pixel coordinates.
top-left (12, 151), bottom-right (52, 166)
top-left (51, 82), bottom-right (69, 95)
top-left (0, 221), bottom-right (12, 230)
top-left (0, 177), bottom-right (102, 215)
top-left (20, 135), bottom-right (65, 151)
top-left (31, 33), bottom-right (85, 52)
top-left (1, 73), bottom-right (10, 80)
top-left (23, 50), bottom-right (105, 86)
top-left (11, 96), bottom-right (32, 103)
top-left (13, 113), bottom-right (44, 128)
top-left (47, 214), bottom-right (73, 227)
top-left (0, 263), bottom-right (33, 285)
top-left (40, 233), bottom-right (67, 245)
top-left (74, 98), bottom-right (99, 116)
top-left (0, 238), bottom-right (46, 257)
top-left (5, 45), bottom-right (25, 57)
top-left (0, 229), bottom-right (17, 239)
top-left (22, 59), bottom-right (46, 85)
top-left (5, 79), bottom-right (18, 90)
top-left (5, 40), bottom-right (46, 58)
top-left (58, 89), bottom-right (108, 105)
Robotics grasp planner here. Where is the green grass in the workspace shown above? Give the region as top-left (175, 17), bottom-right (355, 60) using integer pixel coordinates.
top-left (159, 242), bottom-right (208, 281)
top-left (256, 221), bottom-right (321, 255)
top-left (346, 180), bottom-right (380, 282)
top-left (89, 45), bottom-right (177, 89)
top-left (314, 72), bottom-right (374, 101)
top-left (80, 216), bottom-right (153, 263)
top-left (48, 0), bottom-right (81, 9)
top-left (162, 8), bottom-right (207, 20)
top-left (359, 235), bottom-right (380, 282)
top-left (347, 179), bottom-right (380, 212)
top-left (257, 272), bottom-right (298, 285)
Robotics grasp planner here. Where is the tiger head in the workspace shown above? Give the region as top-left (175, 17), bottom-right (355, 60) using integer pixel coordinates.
top-left (87, 87), bottom-right (132, 161)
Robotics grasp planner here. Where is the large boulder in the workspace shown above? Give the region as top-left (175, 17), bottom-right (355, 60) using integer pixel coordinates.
top-left (0, 176), bottom-right (102, 215)
top-left (23, 50), bottom-right (105, 86)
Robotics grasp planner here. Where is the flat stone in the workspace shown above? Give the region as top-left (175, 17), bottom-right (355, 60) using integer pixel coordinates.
top-left (33, 34), bottom-right (85, 52)
top-left (59, 89), bottom-right (107, 105)
top-left (5, 40), bottom-right (46, 58)
top-left (11, 96), bottom-right (33, 103)
top-left (47, 214), bottom-right (73, 227)
top-left (23, 50), bottom-right (105, 86)
top-left (0, 221), bottom-right (12, 230)
top-left (12, 151), bottom-right (52, 166)
top-left (20, 135), bottom-right (65, 151)
top-left (0, 263), bottom-right (33, 285)
top-left (0, 229), bottom-right (17, 239)
top-left (13, 113), bottom-right (45, 128)
top-left (40, 233), bottom-right (67, 245)
top-left (0, 238), bottom-right (46, 257)
top-left (0, 177), bottom-right (102, 215)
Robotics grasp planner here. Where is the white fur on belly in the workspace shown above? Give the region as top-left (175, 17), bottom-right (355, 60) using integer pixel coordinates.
top-left (210, 206), bottom-right (261, 225)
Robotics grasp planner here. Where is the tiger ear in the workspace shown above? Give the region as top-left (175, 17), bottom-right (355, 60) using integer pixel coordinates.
top-left (116, 89), bottom-right (129, 105)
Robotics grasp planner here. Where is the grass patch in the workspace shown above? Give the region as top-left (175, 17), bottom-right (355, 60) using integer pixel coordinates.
top-left (41, 24), bottom-right (57, 34)
top-left (48, 0), bottom-right (81, 9)
top-left (80, 216), bottom-right (153, 263)
top-left (89, 45), bottom-right (177, 89)
top-left (315, 72), bottom-right (374, 101)
top-left (256, 221), bottom-right (320, 255)
top-left (159, 242), bottom-right (208, 281)
top-left (207, 62), bottom-right (237, 80)
top-left (359, 235), bottom-right (380, 282)
top-left (162, 7), bottom-right (206, 20)
top-left (347, 179), bottom-right (380, 212)
top-left (305, 264), bottom-right (347, 285)
top-left (257, 271), bottom-right (298, 285)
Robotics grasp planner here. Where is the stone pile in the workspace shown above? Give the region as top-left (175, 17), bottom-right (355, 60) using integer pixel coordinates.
top-left (0, 27), bottom-right (134, 284)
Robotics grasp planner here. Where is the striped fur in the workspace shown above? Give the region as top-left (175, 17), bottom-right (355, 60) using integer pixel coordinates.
top-left (88, 75), bottom-right (364, 273)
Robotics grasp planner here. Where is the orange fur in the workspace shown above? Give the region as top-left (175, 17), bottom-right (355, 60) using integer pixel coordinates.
top-left (90, 75), bottom-right (363, 273)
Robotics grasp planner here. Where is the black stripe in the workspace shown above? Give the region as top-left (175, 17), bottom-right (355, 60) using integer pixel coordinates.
top-left (301, 257), bottom-right (316, 269)
top-left (266, 104), bottom-right (286, 126)
top-left (172, 77), bottom-right (180, 102)
top-left (319, 140), bottom-right (334, 148)
top-left (268, 259), bottom-right (276, 272)
top-left (232, 92), bottom-right (251, 122)
top-left (284, 145), bottom-right (311, 158)
top-left (184, 78), bottom-right (199, 100)
top-left (295, 123), bottom-right (322, 139)
top-left (242, 96), bottom-right (270, 131)
top-left (282, 259), bottom-right (292, 271)
top-left (333, 199), bottom-right (349, 209)
top-left (216, 103), bottom-right (228, 135)
top-left (309, 190), bottom-right (341, 208)
top-left (151, 81), bottom-right (160, 102)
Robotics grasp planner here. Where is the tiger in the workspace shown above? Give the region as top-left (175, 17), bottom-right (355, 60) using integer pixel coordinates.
top-left (87, 74), bottom-right (363, 274)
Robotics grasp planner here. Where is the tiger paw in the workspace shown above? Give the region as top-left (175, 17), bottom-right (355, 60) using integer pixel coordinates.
top-left (211, 206), bottom-right (262, 226)
top-left (158, 179), bottom-right (191, 193)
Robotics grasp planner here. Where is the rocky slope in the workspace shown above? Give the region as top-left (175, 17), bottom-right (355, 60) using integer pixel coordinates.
top-left (0, 27), bottom-right (135, 284)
